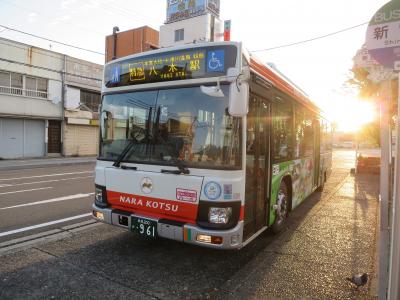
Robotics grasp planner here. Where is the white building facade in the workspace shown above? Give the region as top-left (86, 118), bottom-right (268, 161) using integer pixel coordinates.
top-left (0, 37), bottom-right (102, 159)
top-left (160, 0), bottom-right (224, 48)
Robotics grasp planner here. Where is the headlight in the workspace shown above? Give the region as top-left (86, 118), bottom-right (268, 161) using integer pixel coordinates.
top-left (95, 186), bottom-right (107, 207)
top-left (208, 207), bottom-right (232, 224)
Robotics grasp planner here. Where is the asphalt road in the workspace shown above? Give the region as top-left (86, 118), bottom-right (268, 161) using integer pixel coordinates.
top-left (0, 150), bottom-right (379, 299)
top-left (0, 164), bottom-right (95, 243)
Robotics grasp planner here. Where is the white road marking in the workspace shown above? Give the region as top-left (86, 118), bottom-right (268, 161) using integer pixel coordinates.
top-left (0, 213), bottom-right (92, 238)
top-left (0, 187), bottom-right (53, 195)
top-left (0, 193), bottom-right (95, 210)
top-left (0, 176), bottom-right (94, 188)
top-left (0, 171), bottom-right (93, 182)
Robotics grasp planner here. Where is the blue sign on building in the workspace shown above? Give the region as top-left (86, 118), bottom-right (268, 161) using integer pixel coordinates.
top-left (207, 50), bottom-right (225, 72)
top-left (166, 0), bottom-right (219, 23)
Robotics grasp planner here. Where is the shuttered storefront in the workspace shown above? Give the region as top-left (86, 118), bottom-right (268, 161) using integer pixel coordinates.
top-left (64, 124), bottom-right (98, 156)
top-left (0, 118), bottom-right (45, 159)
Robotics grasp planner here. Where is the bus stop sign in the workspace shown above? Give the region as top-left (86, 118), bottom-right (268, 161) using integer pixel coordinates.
top-left (366, 1), bottom-right (400, 71)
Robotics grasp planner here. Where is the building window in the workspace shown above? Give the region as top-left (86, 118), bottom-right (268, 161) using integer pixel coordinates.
top-left (11, 73), bottom-right (23, 95)
top-left (24, 76), bottom-right (48, 98)
top-left (81, 89), bottom-right (101, 112)
top-left (0, 70), bottom-right (47, 98)
top-left (174, 29), bottom-right (184, 42)
top-left (0, 71), bottom-right (10, 87)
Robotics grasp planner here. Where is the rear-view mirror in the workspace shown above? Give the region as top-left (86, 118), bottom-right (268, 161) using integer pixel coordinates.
top-left (228, 81), bottom-right (249, 117)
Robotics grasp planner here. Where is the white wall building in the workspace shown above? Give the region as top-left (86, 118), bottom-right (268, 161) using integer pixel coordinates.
top-left (0, 37), bottom-right (102, 159)
top-left (160, 0), bottom-right (224, 48)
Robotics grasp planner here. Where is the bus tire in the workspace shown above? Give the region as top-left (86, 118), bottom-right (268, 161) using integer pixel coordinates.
top-left (272, 181), bottom-right (289, 234)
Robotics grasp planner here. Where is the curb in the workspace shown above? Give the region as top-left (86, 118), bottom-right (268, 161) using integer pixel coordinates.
top-left (0, 160), bottom-right (96, 171)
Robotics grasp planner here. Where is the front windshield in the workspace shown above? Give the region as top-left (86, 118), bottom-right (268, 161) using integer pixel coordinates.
top-left (100, 85), bottom-right (242, 169)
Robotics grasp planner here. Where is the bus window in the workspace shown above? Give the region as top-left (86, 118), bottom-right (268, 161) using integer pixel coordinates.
top-left (303, 111), bottom-right (314, 157)
top-left (272, 98), bottom-right (293, 161)
top-left (294, 107), bottom-right (304, 158)
top-left (294, 107), bottom-right (314, 158)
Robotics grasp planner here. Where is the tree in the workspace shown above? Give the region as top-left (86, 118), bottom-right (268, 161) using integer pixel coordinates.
top-left (359, 120), bottom-right (381, 147)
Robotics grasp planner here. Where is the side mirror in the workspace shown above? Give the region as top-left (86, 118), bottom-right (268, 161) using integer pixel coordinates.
top-left (228, 67), bottom-right (250, 117)
top-left (228, 81), bottom-right (249, 117)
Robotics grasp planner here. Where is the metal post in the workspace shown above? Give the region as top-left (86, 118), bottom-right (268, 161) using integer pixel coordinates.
top-left (388, 76), bottom-right (400, 300)
top-left (112, 26), bottom-right (119, 61)
top-left (61, 54), bottom-right (66, 157)
top-left (379, 80), bottom-right (391, 300)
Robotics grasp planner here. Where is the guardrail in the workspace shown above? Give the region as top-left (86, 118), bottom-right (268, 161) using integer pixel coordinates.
top-left (0, 85), bottom-right (48, 99)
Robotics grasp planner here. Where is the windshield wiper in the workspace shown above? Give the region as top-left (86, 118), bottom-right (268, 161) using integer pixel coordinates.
top-left (113, 107), bottom-right (153, 168)
top-left (161, 160), bottom-right (190, 175)
top-left (112, 140), bottom-right (136, 168)
top-left (161, 159), bottom-right (190, 175)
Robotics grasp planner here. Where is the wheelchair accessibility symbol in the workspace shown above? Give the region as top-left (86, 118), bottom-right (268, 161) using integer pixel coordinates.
top-left (207, 50), bottom-right (225, 72)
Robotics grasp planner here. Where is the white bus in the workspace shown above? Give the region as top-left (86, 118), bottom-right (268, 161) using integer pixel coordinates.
top-left (92, 41), bottom-right (332, 249)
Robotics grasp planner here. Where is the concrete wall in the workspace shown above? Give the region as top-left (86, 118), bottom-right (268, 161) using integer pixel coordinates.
top-left (160, 14), bottom-right (223, 48)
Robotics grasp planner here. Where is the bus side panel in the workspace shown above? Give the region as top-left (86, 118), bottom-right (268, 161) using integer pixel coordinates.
top-left (269, 158), bottom-right (314, 226)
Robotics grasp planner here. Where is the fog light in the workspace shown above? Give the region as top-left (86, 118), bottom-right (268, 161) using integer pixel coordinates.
top-left (197, 234), bottom-right (211, 243)
top-left (93, 211), bottom-right (104, 220)
top-left (209, 207), bottom-right (232, 224)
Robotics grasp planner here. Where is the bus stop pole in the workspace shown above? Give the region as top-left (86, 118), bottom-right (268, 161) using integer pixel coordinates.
top-left (378, 80), bottom-right (391, 300)
top-left (388, 75), bottom-right (400, 300)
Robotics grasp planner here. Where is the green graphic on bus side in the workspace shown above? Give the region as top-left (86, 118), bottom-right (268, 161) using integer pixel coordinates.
top-left (269, 158), bottom-right (314, 226)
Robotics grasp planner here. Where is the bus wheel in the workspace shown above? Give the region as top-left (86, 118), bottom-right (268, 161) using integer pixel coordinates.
top-left (272, 181), bottom-right (289, 234)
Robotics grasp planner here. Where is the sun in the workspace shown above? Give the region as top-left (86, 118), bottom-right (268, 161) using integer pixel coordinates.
top-left (325, 97), bottom-right (377, 132)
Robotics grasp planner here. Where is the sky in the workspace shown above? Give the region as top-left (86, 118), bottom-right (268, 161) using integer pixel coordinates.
top-left (0, 0), bottom-right (390, 131)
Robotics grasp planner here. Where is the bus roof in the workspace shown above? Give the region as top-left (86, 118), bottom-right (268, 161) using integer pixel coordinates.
top-left (249, 54), bottom-right (324, 117)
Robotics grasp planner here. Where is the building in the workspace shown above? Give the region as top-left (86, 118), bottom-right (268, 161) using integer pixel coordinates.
top-left (160, 0), bottom-right (224, 48)
top-left (0, 37), bottom-right (102, 159)
top-left (105, 26), bottom-right (159, 63)
top-left (63, 56), bottom-right (102, 157)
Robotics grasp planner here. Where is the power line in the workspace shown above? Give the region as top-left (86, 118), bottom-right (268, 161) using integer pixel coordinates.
top-left (251, 22), bottom-right (369, 52)
top-left (0, 24), bottom-right (105, 55)
top-left (1, 0), bottom-right (105, 37)
top-left (0, 57), bottom-right (102, 81)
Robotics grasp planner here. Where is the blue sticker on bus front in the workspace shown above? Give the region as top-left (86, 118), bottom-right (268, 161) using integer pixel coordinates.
top-left (204, 181), bottom-right (222, 200)
top-left (111, 65), bottom-right (121, 84)
top-left (207, 50), bottom-right (225, 72)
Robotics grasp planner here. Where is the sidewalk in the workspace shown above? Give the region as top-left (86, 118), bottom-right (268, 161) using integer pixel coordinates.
top-left (216, 171), bottom-right (379, 299)
top-left (0, 156), bottom-right (97, 171)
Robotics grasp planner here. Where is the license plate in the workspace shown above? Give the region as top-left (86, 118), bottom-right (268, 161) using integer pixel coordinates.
top-left (131, 216), bottom-right (157, 238)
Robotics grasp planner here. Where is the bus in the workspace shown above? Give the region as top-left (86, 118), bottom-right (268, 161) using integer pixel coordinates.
top-left (92, 41), bottom-right (332, 249)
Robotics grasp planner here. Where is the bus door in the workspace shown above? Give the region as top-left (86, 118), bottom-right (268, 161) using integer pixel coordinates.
top-left (244, 95), bottom-right (270, 240)
top-left (313, 119), bottom-right (321, 189)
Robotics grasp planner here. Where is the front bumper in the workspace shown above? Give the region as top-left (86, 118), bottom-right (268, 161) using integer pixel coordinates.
top-left (92, 204), bottom-right (244, 249)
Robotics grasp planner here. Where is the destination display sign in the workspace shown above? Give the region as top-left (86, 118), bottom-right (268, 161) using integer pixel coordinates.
top-left (104, 45), bottom-right (237, 88)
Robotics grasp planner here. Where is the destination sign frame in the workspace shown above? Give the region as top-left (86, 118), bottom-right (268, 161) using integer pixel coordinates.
top-left (104, 45), bottom-right (238, 88)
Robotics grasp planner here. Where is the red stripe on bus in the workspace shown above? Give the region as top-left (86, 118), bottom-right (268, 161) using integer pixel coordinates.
top-left (107, 190), bottom-right (198, 223)
top-left (239, 205), bottom-right (244, 221)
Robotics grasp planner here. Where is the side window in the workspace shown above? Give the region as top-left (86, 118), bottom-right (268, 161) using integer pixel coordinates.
top-left (325, 122), bottom-right (332, 151)
top-left (294, 106), bottom-right (304, 158)
top-left (272, 98), bottom-right (293, 161)
top-left (303, 111), bottom-right (314, 157)
top-left (320, 119), bottom-right (325, 153)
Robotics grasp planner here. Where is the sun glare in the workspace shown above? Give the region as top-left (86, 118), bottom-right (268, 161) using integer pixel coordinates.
top-left (326, 97), bottom-right (377, 132)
